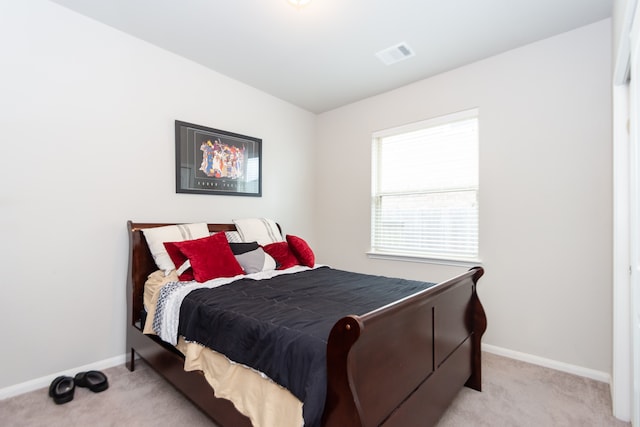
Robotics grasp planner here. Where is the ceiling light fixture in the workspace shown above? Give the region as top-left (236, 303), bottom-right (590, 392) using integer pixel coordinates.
top-left (288, 0), bottom-right (312, 7)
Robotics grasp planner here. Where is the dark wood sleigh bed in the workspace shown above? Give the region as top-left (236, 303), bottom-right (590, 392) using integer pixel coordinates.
top-left (126, 221), bottom-right (487, 427)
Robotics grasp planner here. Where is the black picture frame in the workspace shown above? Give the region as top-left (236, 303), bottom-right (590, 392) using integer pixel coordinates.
top-left (175, 120), bottom-right (262, 197)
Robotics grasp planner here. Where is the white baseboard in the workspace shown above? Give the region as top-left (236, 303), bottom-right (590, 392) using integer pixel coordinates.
top-left (0, 353), bottom-right (128, 400)
top-left (482, 343), bottom-right (611, 384)
top-left (2, 346), bottom-right (611, 401)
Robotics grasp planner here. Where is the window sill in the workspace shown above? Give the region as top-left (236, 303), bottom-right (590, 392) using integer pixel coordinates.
top-left (366, 251), bottom-right (482, 268)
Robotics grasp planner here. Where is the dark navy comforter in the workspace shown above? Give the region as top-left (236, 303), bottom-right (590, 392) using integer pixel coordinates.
top-left (178, 266), bottom-right (434, 427)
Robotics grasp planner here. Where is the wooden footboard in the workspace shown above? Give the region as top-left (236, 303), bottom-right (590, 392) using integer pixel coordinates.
top-left (324, 267), bottom-right (485, 427)
top-left (126, 221), bottom-right (485, 427)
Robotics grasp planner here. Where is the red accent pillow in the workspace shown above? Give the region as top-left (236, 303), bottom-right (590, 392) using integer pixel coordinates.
top-left (286, 235), bottom-right (315, 268)
top-left (166, 232), bottom-right (244, 282)
top-left (163, 242), bottom-right (195, 281)
top-left (262, 241), bottom-right (299, 270)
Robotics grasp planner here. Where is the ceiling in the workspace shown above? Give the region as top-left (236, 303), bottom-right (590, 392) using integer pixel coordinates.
top-left (50, 0), bottom-right (612, 113)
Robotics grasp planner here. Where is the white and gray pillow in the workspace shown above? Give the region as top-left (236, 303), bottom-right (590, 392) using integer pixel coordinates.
top-left (234, 248), bottom-right (277, 274)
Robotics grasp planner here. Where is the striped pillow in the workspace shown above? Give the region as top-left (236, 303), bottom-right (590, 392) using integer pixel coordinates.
top-left (232, 218), bottom-right (283, 245)
top-left (142, 223), bottom-right (209, 275)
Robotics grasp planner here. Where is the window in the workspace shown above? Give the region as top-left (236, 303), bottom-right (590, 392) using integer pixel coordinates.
top-left (370, 109), bottom-right (479, 263)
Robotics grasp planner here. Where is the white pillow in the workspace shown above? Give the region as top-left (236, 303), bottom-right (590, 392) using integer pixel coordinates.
top-left (142, 223), bottom-right (209, 275)
top-left (232, 218), bottom-right (283, 245)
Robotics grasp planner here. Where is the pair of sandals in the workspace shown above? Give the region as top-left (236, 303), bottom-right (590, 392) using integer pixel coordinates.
top-left (48, 371), bottom-right (109, 404)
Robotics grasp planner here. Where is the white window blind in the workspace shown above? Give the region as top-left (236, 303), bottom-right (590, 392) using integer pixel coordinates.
top-left (371, 109), bottom-right (479, 262)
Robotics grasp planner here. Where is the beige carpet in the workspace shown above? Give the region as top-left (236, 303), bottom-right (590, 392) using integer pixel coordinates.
top-left (437, 353), bottom-right (629, 427)
top-left (0, 352), bottom-right (630, 427)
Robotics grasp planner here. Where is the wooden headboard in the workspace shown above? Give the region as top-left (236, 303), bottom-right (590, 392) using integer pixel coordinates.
top-left (126, 221), bottom-right (238, 328)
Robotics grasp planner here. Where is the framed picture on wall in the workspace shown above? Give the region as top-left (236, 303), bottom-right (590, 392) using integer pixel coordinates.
top-left (175, 120), bottom-right (262, 197)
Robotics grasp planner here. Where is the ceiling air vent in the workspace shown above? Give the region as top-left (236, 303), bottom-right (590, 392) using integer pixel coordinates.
top-left (375, 42), bottom-right (415, 65)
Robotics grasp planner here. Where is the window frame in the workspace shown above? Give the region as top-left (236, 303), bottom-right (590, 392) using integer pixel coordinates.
top-left (368, 109), bottom-right (481, 266)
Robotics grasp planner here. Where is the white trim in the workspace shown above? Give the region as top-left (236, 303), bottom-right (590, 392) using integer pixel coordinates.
top-left (0, 353), bottom-right (128, 400)
top-left (629, 5), bottom-right (640, 425)
top-left (366, 251), bottom-right (481, 268)
top-left (482, 344), bottom-right (610, 384)
top-left (0, 346), bottom-right (612, 401)
top-left (612, 83), bottom-right (632, 422)
top-left (612, 1), bottom-right (638, 422)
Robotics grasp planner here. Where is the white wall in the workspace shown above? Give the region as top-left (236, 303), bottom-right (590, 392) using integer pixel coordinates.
top-left (0, 0), bottom-right (614, 393)
top-left (0, 0), bottom-right (315, 390)
top-left (315, 20), bottom-right (613, 375)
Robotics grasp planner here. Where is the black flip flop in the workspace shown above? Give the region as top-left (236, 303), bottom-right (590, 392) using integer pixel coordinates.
top-left (48, 376), bottom-right (75, 404)
top-left (74, 370), bottom-right (109, 393)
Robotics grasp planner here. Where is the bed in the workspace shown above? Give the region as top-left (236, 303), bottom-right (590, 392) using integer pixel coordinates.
top-left (126, 220), bottom-right (486, 427)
